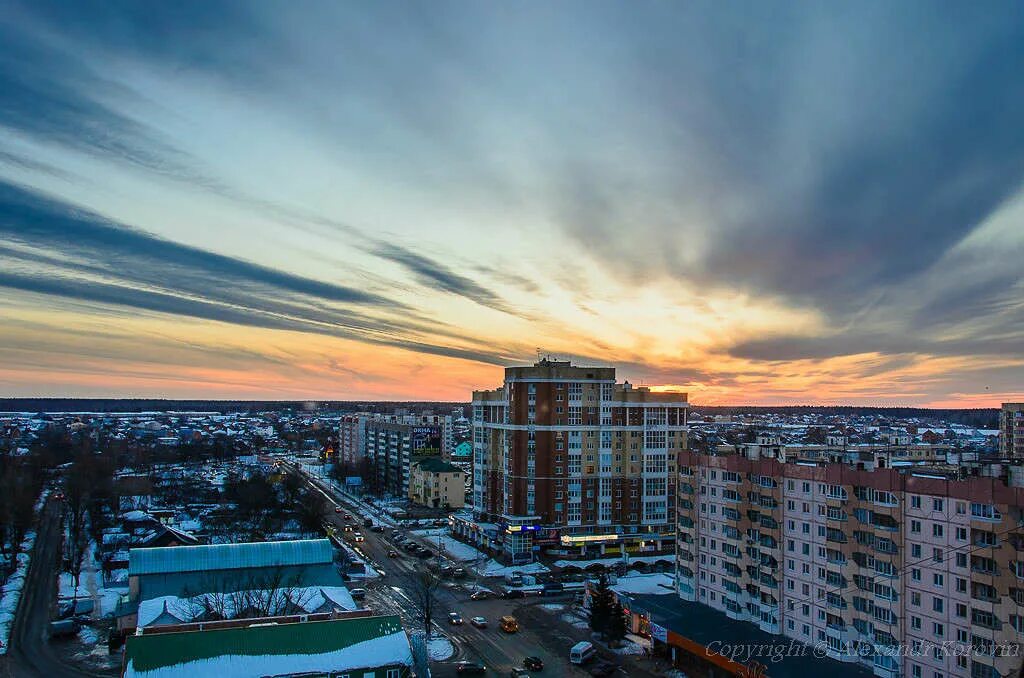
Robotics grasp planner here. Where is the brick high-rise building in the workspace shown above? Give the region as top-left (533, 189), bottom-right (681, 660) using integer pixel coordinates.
top-left (469, 359), bottom-right (687, 562)
top-left (1000, 403), bottom-right (1024, 459)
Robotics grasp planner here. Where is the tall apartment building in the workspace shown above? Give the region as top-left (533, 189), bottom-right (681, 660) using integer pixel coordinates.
top-left (339, 413), bottom-right (369, 467)
top-left (365, 414), bottom-right (451, 497)
top-left (1000, 403), bottom-right (1024, 459)
top-left (676, 450), bottom-right (1024, 678)
top-left (470, 359), bottom-right (687, 561)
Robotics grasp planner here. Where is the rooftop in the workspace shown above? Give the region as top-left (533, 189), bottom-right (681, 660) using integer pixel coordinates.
top-left (124, 614), bottom-right (411, 678)
top-left (628, 593), bottom-right (873, 678)
top-left (128, 539), bottom-right (334, 577)
top-left (413, 457), bottom-right (463, 474)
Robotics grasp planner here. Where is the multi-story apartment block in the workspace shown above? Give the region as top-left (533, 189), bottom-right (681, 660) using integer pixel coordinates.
top-left (1001, 403), bottom-right (1024, 459)
top-left (469, 359), bottom-right (687, 562)
top-left (339, 413), bottom-right (369, 467)
top-left (676, 450), bottom-right (1024, 678)
top-left (365, 414), bottom-right (451, 497)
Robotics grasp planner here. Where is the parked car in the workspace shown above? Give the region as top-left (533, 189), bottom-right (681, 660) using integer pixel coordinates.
top-left (349, 588), bottom-right (366, 600)
top-left (455, 661), bottom-right (486, 675)
top-left (363, 518), bottom-right (373, 527)
top-left (371, 525), bottom-right (385, 533)
top-left (417, 549), bottom-right (433, 559)
top-left (470, 616), bottom-right (487, 628)
top-left (392, 529), bottom-right (402, 538)
top-left (453, 567), bottom-right (467, 578)
top-left (448, 612), bottom-right (464, 625)
top-left (510, 670), bottom-right (531, 678)
top-left (503, 589), bottom-right (525, 599)
top-left (523, 657), bottom-right (544, 671)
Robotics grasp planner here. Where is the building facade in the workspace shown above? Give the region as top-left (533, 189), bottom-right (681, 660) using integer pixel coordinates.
top-left (339, 413), bottom-right (369, 467)
top-left (365, 414), bottom-right (451, 497)
top-left (408, 457), bottom-right (465, 509)
top-left (1000, 403), bottom-right (1024, 459)
top-left (470, 359), bottom-right (687, 561)
top-left (675, 450), bottom-right (1024, 678)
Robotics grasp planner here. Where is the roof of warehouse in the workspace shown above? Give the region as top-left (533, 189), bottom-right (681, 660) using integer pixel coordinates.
top-left (128, 539), bottom-right (334, 576)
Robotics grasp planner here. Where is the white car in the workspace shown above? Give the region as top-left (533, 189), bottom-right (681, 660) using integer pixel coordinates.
top-left (470, 616), bottom-right (487, 628)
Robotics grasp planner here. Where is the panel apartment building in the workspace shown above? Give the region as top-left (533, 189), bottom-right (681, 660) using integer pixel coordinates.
top-left (365, 414), bottom-right (451, 497)
top-left (467, 359), bottom-right (687, 562)
top-left (676, 449), bottom-right (1024, 678)
top-left (1001, 403), bottom-right (1024, 459)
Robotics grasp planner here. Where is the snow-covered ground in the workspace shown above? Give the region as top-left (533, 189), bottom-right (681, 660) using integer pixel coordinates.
top-left (610, 573), bottom-right (675, 596)
top-left (560, 612), bottom-right (589, 630)
top-left (426, 636), bottom-right (455, 661)
top-left (480, 559), bottom-right (549, 577)
top-left (411, 531), bottom-right (487, 563)
top-left (0, 488), bottom-right (49, 654)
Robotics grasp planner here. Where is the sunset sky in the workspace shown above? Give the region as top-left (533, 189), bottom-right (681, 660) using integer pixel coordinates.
top-left (1, 1), bottom-right (1023, 406)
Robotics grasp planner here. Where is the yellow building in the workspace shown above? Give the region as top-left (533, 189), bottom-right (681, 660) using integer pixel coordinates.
top-left (408, 458), bottom-right (465, 509)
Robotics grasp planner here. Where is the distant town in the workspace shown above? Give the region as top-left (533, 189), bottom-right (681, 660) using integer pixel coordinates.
top-left (0, 360), bottom-right (1020, 678)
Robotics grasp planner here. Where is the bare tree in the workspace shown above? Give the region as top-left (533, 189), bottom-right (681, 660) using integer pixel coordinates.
top-left (409, 567), bottom-right (443, 637)
top-left (180, 567), bottom-right (317, 622)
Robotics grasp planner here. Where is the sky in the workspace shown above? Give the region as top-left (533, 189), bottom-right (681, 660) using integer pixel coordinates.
top-left (1, 1), bottom-right (1023, 406)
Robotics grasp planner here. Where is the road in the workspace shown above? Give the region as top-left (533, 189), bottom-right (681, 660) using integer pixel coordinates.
top-left (290, 463), bottom-right (602, 678)
top-left (1, 498), bottom-right (113, 678)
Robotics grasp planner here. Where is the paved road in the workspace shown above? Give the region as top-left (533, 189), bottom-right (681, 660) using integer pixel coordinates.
top-left (1, 498), bottom-right (112, 678)
top-left (291, 463), bottom-right (600, 678)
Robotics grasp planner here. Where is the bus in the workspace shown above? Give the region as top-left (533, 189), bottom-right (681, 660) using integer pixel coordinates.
top-left (570, 641), bottom-right (597, 664)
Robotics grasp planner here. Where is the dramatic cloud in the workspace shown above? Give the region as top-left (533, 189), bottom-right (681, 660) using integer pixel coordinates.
top-left (0, 0), bottom-right (1022, 403)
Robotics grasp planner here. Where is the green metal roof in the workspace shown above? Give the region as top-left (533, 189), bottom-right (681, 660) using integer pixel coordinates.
top-left (125, 615), bottom-right (408, 675)
top-left (128, 539), bottom-right (334, 576)
top-left (413, 457), bottom-right (463, 474)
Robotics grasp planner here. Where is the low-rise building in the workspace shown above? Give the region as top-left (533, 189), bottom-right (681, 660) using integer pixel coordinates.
top-left (117, 539), bottom-right (352, 634)
top-left (123, 613), bottom-right (413, 678)
top-left (408, 457), bottom-right (465, 509)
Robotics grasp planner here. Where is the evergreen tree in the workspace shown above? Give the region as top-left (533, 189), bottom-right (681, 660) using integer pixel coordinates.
top-left (589, 572), bottom-right (613, 638)
top-left (607, 600), bottom-right (627, 646)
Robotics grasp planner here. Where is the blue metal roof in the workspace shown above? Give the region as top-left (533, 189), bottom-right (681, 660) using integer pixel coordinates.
top-left (128, 539), bottom-right (334, 576)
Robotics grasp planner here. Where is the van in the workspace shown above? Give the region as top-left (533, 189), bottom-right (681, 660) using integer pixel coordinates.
top-left (499, 615), bottom-right (519, 633)
top-left (569, 641), bottom-right (596, 665)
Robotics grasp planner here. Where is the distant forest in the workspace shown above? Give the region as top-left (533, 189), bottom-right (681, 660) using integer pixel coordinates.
top-left (0, 399), bottom-right (999, 428)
